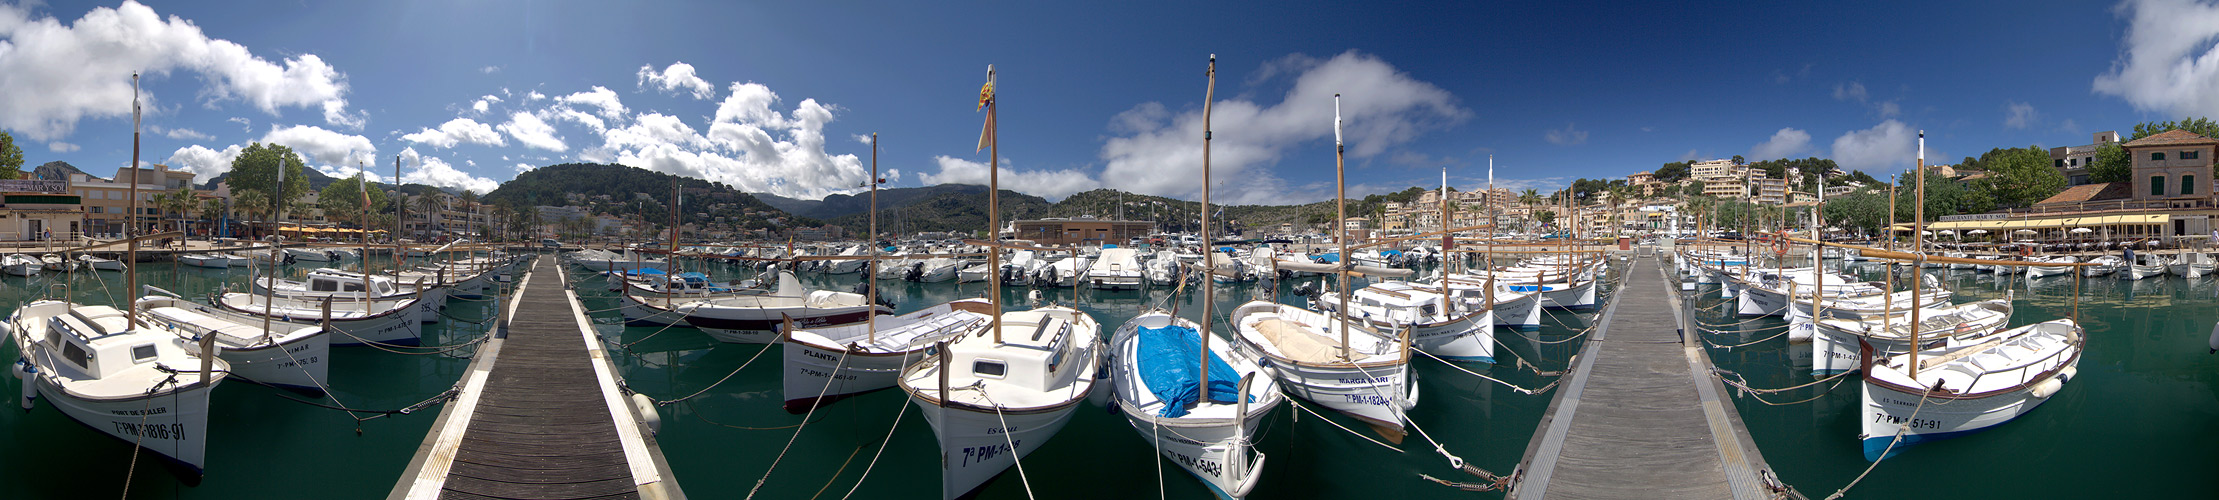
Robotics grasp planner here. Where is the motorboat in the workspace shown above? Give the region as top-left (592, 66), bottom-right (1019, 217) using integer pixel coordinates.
top-left (7, 301), bottom-right (227, 481)
top-left (899, 306), bottom-right (1101, 499)
top-left (1106, 310), bottom-right (1283, 499)
top-left (1318, 281), bottom-right (1495, 363)
top-left (1230, 301), bottom-right (1414, 441)
top-left (136, 291), bottom-right (331, 395)
top-left (1085, 247), bottom-right (1145, 290)
top-left (76, 252), bottom-right (125, 271)
top-left (643, 271), bottom-right (891, 343)
top-left (781, 298), bottom-right (993, 413)
top-left (1859, 319), bottom-right (2081, 460)
top-left (176, 253), bottom-right (231, 269)
top-left (3, 253), bottom-right (44, 276)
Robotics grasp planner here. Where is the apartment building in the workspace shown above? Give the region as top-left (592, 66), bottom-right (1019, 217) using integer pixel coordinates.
top-left (2049, 131), bottom-right (2122, 186)
top-left (72, 164), bottom-right (195, 236)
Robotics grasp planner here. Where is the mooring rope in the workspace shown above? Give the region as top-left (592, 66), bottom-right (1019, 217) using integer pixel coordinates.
top-left (1825, 386), bottom-right (1933, 500)
top-left (1415, 348), bottom-right (1564, 395)
top-left (746, 349), bottom-right (850, 499)
top-left (838, 393), bottom-right (913, 500)
top-left (653, 341), bottom-right (775, 406)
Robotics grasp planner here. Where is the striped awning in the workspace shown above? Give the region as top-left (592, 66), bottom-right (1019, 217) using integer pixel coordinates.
top-left (1893, 214), bottom-right (2169, 232)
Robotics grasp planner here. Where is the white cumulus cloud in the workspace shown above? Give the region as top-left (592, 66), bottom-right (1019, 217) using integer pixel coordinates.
top-left (919, 156), bottom-right (1098, 201)
top-left (161, 126), bottom-right (212, 141)
top-left (0, 1), bottom-right (359, 140)
top-left (497, 111), bottom-right (565, 152)
top-left (559, 86), bottom-right (627, 120)
top-left (403, 117), bottom-right (506, 148)
top-left (399, 147), bottom-right (499, 194)
top-left (577, 81), bottom-right (868, 199)
top-left (2094, 0), bottom-right (2219, 119)
top-left (637, 61), bottom-right (715, 100)
top-left (46, 141), bottom-right (77, 153)
top-left (262, 124), bottom-right (377, 172)
top-left (1749, 127), bottom-right (1812, 160)
top-left (1089, 50), bottom-right (1468, 204)
top-left (1829, 120), bottom-right (1918, 172)
top-left (165, 144), bottom-right (243, 184)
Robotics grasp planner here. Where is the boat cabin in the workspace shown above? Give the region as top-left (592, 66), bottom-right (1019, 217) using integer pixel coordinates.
top-left (39, 305), bottom-right (160, 380)
top-left (957, 311), bottom-right (1078, 394)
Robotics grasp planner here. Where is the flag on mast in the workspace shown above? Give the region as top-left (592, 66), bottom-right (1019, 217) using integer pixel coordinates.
top-left (358, 171), bottom-right (370, 208)
top-left (976, 66), bottom-right (996, 152)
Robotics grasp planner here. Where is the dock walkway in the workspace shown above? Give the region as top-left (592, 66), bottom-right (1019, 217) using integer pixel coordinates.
top-left (391, 255), bottom-right (683, 500)
top-left (1512, 254), bottom-right (1788, 500)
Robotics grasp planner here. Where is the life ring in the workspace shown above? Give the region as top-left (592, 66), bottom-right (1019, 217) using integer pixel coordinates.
top-left (2018, 245), bottom-right (2033, 258)
top-left (1773, 236), bottom-right (1789, 256)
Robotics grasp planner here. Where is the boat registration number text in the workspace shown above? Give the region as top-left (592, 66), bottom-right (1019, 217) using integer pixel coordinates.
top-left (113, 421), bottom-right (187, 441)
top-left (1872, 413), bottom-right (1941, 430)
top-left (960, 440), bottom-right (1020, 466)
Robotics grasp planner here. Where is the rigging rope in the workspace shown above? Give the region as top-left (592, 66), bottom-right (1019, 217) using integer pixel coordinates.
top-left (746, 349), bottom-right (850, 499)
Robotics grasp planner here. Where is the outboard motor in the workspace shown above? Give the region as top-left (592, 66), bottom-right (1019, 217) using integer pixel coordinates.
top-left (902, 262), bottom-right (924, 282)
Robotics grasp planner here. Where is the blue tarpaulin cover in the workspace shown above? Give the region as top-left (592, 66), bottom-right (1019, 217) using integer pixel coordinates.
top-left (1137, 324), bottom-right (1242, 418)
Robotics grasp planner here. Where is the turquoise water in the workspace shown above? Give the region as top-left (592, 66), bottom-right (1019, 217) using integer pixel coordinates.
top-left (5, 252), bottom-right (2213, 499)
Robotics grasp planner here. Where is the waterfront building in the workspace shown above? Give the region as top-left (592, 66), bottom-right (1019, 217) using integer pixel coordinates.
top-left (2048, 131), bottom-right (2122, 186)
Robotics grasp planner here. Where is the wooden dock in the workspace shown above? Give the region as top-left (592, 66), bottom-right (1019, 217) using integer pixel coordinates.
top-left (391, 255), bottom-right (684, 500)
top-left (1511, 254), bottom-right (1791, 500)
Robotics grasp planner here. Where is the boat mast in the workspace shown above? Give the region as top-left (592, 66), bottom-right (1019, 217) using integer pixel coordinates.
top-left (986, 65), bottom-right (1002, 344)
top-left (668, 176), bottom-right (679, 308)
top-left (1439, 167), bottom-right (1451, 305)
top-left (263, 156), bottom-right (286, 337)
top-left (1199, 55), bottom-right (1217, 396)
top-left (1333, 94), bottom-right (1351, 359)
top-left (394, 154), bottom-right (404, 270)
top-left (1909, 131), bottom-right (1926, 379)
top-left (868, 133), bottom-right (880, 342)
top-left (359, 169), bottom-right (373, 308)
top-left (126, 73), bottom-right (142, 329)
top-left (1811, 167), bottom-right (1826, 322)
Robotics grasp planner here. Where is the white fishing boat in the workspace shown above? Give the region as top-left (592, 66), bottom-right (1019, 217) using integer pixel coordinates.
top-left (1108, 310), bottom-right (1282, 499)
top-left (781, 298), bottom-right (993, 413)
top-left (137, 292), bottom-right (331, 395)
top-left (76, 252), bottom-right (125, 271)
top-left (913, 257), bottom-right (961, 283)
top-left (648, 271), bottom-right (890, 343)
top-left (569, 249), bottom-right (667, 272)
top-left (252, 268), bottom-right (449, 324)
top-left (2, 253), bottom-right (41, 276)
top-left (39, 253), bottom-right (77, 273)
top-left (176, 253), bottom-right (231, 269)
top-left (284, 247), bottom-right (332, 262)
top-left (7, 300), bottom-right (227, 481)
top-left (2122, 251), bottom-right (2166, 280)
top-left (899, 305), bottom-right (1100, 499)
top-left (1085, 247), bottom-right (1145, 290)
top-left (1504, 278), bottom-right (1598, 311)
top-left (2079, 255), bottom-right (2123, 277)
top-left (1860, 319), bottom-right (2081, 460)
top-left (957, 262), bottom-right (993, 283)
top-left (215, 292), bottom-right (423, 347)
top-left (2025, 255), bottom-right (2077, 279)
top-left (1318, 281), bottom-right (1495, 363)
top-left (1231, 301), bottom-right (1414, 440)
top-left (222, 252), bottom-right (255, 267)
top-left (1811, 299), bottom-right (2013, 375)
top-left (2169, 252), bottom-right (2214, 279)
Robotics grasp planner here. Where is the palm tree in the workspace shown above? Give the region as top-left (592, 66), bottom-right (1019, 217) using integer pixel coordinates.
top-left (233, 191), bottom-right (269, 236)
top-left (198, 198), bottom-right (225, 238)
top-left (157, 186), bottom-right (196, 235)
top-left (456, 190), bottom-right (479, 239)
top-left (415, 190), bottom-right (446, 239)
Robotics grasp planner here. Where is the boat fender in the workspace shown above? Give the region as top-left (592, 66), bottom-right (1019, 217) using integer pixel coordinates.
top-left (14, 358), bottom-right (35, 410)
top-left (2058, 365), bottom-right (2076, 383)
top-left (630, 393), bottom-right (661, 435)
top-left (2208, 321), bottom-right (2219, 354)
top-left (2029, 378), bottom-right (2064, 399)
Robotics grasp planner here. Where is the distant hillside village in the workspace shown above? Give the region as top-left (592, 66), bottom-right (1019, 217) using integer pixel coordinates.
top-left (0, 119), bottom-right (2209, 246)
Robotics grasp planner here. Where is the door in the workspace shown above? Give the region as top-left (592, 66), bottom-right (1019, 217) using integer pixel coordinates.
top-left (28, 219), bottom-right (43, 241)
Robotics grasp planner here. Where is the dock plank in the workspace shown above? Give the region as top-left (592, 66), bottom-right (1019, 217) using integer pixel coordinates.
top-left (1514, 255), bottom-right (1781, 500)
top-left (437, 257), bottom-right (645, 500)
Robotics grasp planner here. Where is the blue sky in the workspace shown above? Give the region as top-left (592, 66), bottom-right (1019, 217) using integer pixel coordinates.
top-left (4, 1), bottom-right (2217, 205)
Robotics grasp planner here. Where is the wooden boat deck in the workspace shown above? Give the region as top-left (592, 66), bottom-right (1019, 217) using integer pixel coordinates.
top-left (390, 255), bottom-right (684, 500)
top-left (1512, 254), bottom-right (1789, 500)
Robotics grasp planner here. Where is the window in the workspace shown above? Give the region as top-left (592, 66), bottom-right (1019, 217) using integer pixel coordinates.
top-left (2152, 175), bottom-right (2167, 196)
top-left (2152, 152), bottom-right (2167, 161)
top-left (2055, 159), bottom-right (2065, 168)
top-left (62, 342), bottom-right (89, 369)
top-left (971, 359), bottom-right (1007, 379)
top-left (131, 344), bottom-right (157, 363)
top-left (2187, 150), bottom-right (2203, 160)
top-left (2187, 175), bottom-right (2199, 195)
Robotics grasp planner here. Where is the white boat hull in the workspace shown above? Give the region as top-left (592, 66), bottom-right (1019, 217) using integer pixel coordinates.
top-left (35, 375), bottom-right (219, 477)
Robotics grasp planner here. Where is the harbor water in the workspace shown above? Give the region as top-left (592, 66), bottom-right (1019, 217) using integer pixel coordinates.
top-left (3, 252), bottom-right (2215, 498)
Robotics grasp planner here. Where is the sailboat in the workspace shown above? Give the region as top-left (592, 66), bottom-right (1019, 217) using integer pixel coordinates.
top-left (1231, 94), bottom-right (1416, 441)
top-left (1106, 58), bottom-right (1285, 498)
top-left (1857, 131), bottom-right (2083, 461)
top-left (7, 74), bottom-right (227, 482)
top-left (897, 65), bottom-right (1102, 499)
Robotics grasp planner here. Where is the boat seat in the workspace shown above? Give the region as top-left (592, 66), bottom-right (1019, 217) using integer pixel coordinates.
top-left (1253, 318), bottom-right (1344, 363)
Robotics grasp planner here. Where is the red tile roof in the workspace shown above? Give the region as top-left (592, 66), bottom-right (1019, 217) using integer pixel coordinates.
top-left (2035, 182), bottom-right (2131, 206)
top-left (2121, 129), bottom-right (2218, 147)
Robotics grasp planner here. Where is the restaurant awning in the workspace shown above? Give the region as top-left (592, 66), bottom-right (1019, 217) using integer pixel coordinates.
top-left (1909, 214), bottom-right (2169, 232)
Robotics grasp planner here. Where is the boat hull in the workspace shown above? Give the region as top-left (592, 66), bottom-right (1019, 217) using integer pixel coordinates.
top-left (33, 373), bottom-right (219, 480)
